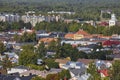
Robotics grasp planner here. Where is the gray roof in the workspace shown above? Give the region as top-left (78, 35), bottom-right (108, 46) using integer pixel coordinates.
top-left (69, 68), bottom-right (86, 76)
top-left (14, 66), bottom-right (29, 70)
top-left (49, 68), bottom-right (62, 73)
top-left (114, 53), bottom-right (120, 58)
top-left (0, 74), bottom-right (36, 80)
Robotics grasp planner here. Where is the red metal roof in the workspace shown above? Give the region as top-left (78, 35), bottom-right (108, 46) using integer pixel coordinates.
top-left (98, 69), bottom-right (109, 77)
top-left (103, 40), bottom-right (120, 46)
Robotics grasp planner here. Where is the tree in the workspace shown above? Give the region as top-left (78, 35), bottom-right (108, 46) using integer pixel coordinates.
top-left (2, 55), bottom-right (12, 69)
top-left (31, 76), bottom-right (45, 80)
top-left (19, 44), bottom-right (37, 65)
top-left (110, 60), bottom-right (120, 80)
top-left (46, 74), bottom-right (60, 80)
top-left (11, 22), bottom-right (20, 30)
top-left (36, 42), bottom-right (46, 58)
top-left (29, 32), bottom-right (36, 42)
top-left (0, 21), bottom-right (10, 31)
top-left (14, 34), bottom-right (21, 42)
top-left (45, 59), bottom-right (59, 68)
top-left (27, 64), bottom-right (45, 71)
top-left (21, 32), bottom-right (28, 42)
top-left (87, 62), bottom-right (101, 80)
top-left (93, 42), bottom-right (103, 51)
top-left (56, 43), bottom-right (79, 61)
top-left (21, 44), bottom-right (35, 51)
top-left (59, 70), bottom-right (71, 80)
top-left (25, 22), bottom-right (32, 29)
top-left (88, 50), bottom-right (113, 60)
top-left (78, 51), bottom-right (88, 59)
top-left (0, 41), bottom-right (6, 54)
top-left (68, 22), bottom-right (80, 32)
top-left (48, 40), bottom-right (57, 51)
top-left (17, 32), bottom-right (36, 42)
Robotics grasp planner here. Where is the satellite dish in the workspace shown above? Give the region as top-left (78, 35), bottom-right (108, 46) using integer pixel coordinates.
top-left (45, 65), bottom-right (50, 71)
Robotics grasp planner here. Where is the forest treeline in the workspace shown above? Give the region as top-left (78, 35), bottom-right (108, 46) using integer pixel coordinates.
top-left (0, 0), bottom-right (120, 20)
top-left (1, 20), bottom-right (120, 36)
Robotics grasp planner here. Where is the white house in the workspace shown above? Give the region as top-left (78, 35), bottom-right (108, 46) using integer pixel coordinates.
top-left (4, 52), bottom-right (19, 63)
top-left (95, 60), bottom-right (112, 70)
top-left (8, 66), bottom-right (29, 74)
top-left (70, 73), bottom-right (90, 80)
top-left (62, 61), bottom-right (85, 70)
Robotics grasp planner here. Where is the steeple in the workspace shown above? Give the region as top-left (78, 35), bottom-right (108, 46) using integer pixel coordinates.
top-left (111, 13), bottom-right (117, 21)
top-left (109, 13), bottom-right (117, 27)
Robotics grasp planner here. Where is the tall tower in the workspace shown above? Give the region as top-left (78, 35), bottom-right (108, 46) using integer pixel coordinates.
top-left (109, 14), bottom-right (117, 27)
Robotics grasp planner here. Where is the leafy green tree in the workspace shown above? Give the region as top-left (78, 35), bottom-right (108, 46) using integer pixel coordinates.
top-left (26, 32), bottom-right (36, 42)
top-left (0, 41), bottom-right (6, 54)
top-left (21, 32), bottom-right (28, 42)
top-left (48, 40), bottom-right (57, 51)
top-left (88, 50), bottom-right (113, 60)
top-left (29, 32), bottom-right (36, 42)
top-left (59, 70), bottom-right (71, 80)
top-left (27, 64), bottom-right (45, 71)
top-left (110, 60), bottom-right (120, 80)
top-left (78, 51), bottom-right (88, 59)
top-left (56, 43), bottom-right (79, 61)
top-left (15, 32), bottom-right (36, 42)
top-left (31, 76), bottom-right (46, 80)
top-left (14, 34), bottom-right (21, 42)
top-left (2, 55), bottom-right (12, 69)
top-left (0, 21), bottom-right (10, 31)
top-left (46, 74), bottom-right (60, 80)
top-left (11, 22), bottom-right (20, 30)
top-left (36, 42), bottom-right (46, 58)
top-left (69, 22), bottom-right (80, 32)
top-left (92, 42), bottom-right (103, 52)
top-left (19, 44), bottom-right (37, 65)
top-left (45, 59), bottom-right (59, 68)
top-left (25, 22), bottom-right (32, 29)
top-left (22, 44), bottom-right (35, 51)
top-left (87, 62), bottom-right (101, 80)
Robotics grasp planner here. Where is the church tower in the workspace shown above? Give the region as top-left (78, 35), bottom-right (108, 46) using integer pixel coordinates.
top-left (109, 14), bottom-right (117, 27)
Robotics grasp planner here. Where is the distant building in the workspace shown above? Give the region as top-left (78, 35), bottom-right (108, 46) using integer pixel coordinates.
top-left (62, 61), bottom-right (85, 69)
top-left (38, 37), bottom-right (58, 47)
top-left (64, 19), bottom-right (79, 24)
top-left (21, 14), bottom-right (45, 27)
top-left (0, 13), bottom-right (20, 22)
top-left (109, 14), bottom-right (117, 27)
top-left (64, 33), bottom-right (74, 39)
top-left (0, 14), bottom-right (6, 22)
top-left (20, 68), bottom-right (62, 78)
top-left (98, 22), bottom-right (109, 26)
top-left (102, 40), bottom-right (120, 47)
top-left (77, 59), bottom-right (94, 68)
top-left (65, 29), bottom-right (91, 40)
top-left (61, 40), bottom-right (97, 46)
top-left (48, 11), bottom-right (75, 15)
top-left (22, 12), bottom-right (62, 26)
top-left (44, 15), bottom-right (62, 22)
top-left (55, 58), bottom-right (71, 68)
top-left (74, 29), bottom-right (91, 40)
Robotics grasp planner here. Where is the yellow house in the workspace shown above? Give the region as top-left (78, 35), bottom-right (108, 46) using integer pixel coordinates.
top-left (65, 29), bottom-right (91, 40)
top-left (74, 34), bottom-right (84, 40)
top-left (74, 29), bottom-right (91, 40)
top-left (55, 58), bottom-right (71, 68)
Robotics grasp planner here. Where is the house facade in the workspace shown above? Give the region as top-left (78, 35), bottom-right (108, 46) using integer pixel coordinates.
top-left (65, 29), bottom-right (91, 40)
